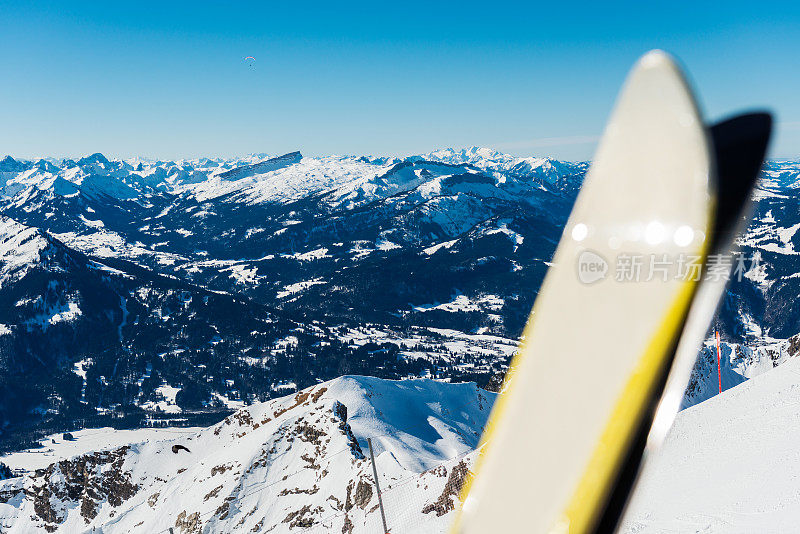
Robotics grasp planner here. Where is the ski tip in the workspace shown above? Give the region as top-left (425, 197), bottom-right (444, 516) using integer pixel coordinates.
top-left (634, 49), bottom-right (685, 76)
top-left (637, 49), bottom-right (672, 67)
top-left (628, 49), bottom-right (692, 94)
top-left (588, 46), bottom-right (710, 241)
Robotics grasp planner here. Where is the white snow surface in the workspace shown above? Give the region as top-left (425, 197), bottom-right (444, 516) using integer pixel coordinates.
top-left (0, 427), bottom-right (201, 473)
top-left (622, 355), bottom-right (800, 533)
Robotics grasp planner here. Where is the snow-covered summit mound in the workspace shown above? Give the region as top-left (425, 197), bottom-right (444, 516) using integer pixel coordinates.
top-left (0, 375), bottom-right (495, 533)
top-left (320, 376), bottom-right (493, 471)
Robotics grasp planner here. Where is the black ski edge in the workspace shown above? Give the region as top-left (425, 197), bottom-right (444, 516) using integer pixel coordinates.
top-left (593, 313), bottom-right (688, 534)
top-left (592, 111), bottom-right (773, 534)
top-left (708, 111), bottom-right (773, 253)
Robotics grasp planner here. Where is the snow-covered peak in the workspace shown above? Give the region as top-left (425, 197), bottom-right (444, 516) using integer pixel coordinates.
top-left (76, 152), bottom-right (111, 167)
top-left (425, 146), bottom-right (524, 167)
top-left (422, 147), bottom-right (587, 193)
top-left (425, 146), bottom-right (569, 172)
top-left (320, 376), bottom-right (493, 471)
top-left (0, 156), bottom-right (28, 173)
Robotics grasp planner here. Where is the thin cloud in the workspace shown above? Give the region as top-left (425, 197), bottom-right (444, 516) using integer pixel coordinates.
top-left (497, 122), bottom-right (800, 152)
top-left (494, 134), bottom-right (600, 151)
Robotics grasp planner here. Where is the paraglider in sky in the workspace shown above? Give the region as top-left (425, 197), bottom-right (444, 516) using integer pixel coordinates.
top-left (243, 56), bottom-right (256, 69)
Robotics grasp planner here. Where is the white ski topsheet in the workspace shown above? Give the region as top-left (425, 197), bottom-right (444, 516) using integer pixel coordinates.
top-left (455, 51), bottom-right (713, 534)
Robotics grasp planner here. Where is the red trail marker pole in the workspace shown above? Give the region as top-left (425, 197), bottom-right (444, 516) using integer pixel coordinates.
top-left (715, 330), bottom-right (722, 395)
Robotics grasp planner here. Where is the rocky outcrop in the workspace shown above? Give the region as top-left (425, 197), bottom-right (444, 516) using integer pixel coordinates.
top-left (25, 446), bottom-right (137, 531)
top-left (422, 460), bottom-right (470, 517)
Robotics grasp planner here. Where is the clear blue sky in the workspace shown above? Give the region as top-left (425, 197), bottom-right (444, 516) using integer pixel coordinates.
top-left (1, 1), bottom-right (799, 161)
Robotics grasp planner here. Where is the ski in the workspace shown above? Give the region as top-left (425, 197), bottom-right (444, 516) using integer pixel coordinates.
top-left (451, 50), bottom-right (771, 534)
top-left (617, 110), bottom-right (771, 529)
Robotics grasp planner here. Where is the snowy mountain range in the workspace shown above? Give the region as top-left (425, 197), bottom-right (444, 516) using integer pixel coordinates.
top-left (0, 147), bottom-right (579, 445)
top-left (0, 376), bottom-right (493, 533)
top-left (0, 148), bottom-right (798, 446)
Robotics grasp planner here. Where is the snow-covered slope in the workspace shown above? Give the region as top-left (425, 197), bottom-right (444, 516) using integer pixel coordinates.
top-left (622, 354), bottom-right (800, 533)
top-left (681, 332), bottom-right (800, 408)
top-left (0, 216), bottom-right (50, 288)
top-left (0, 376), bottom-right (494, 533)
